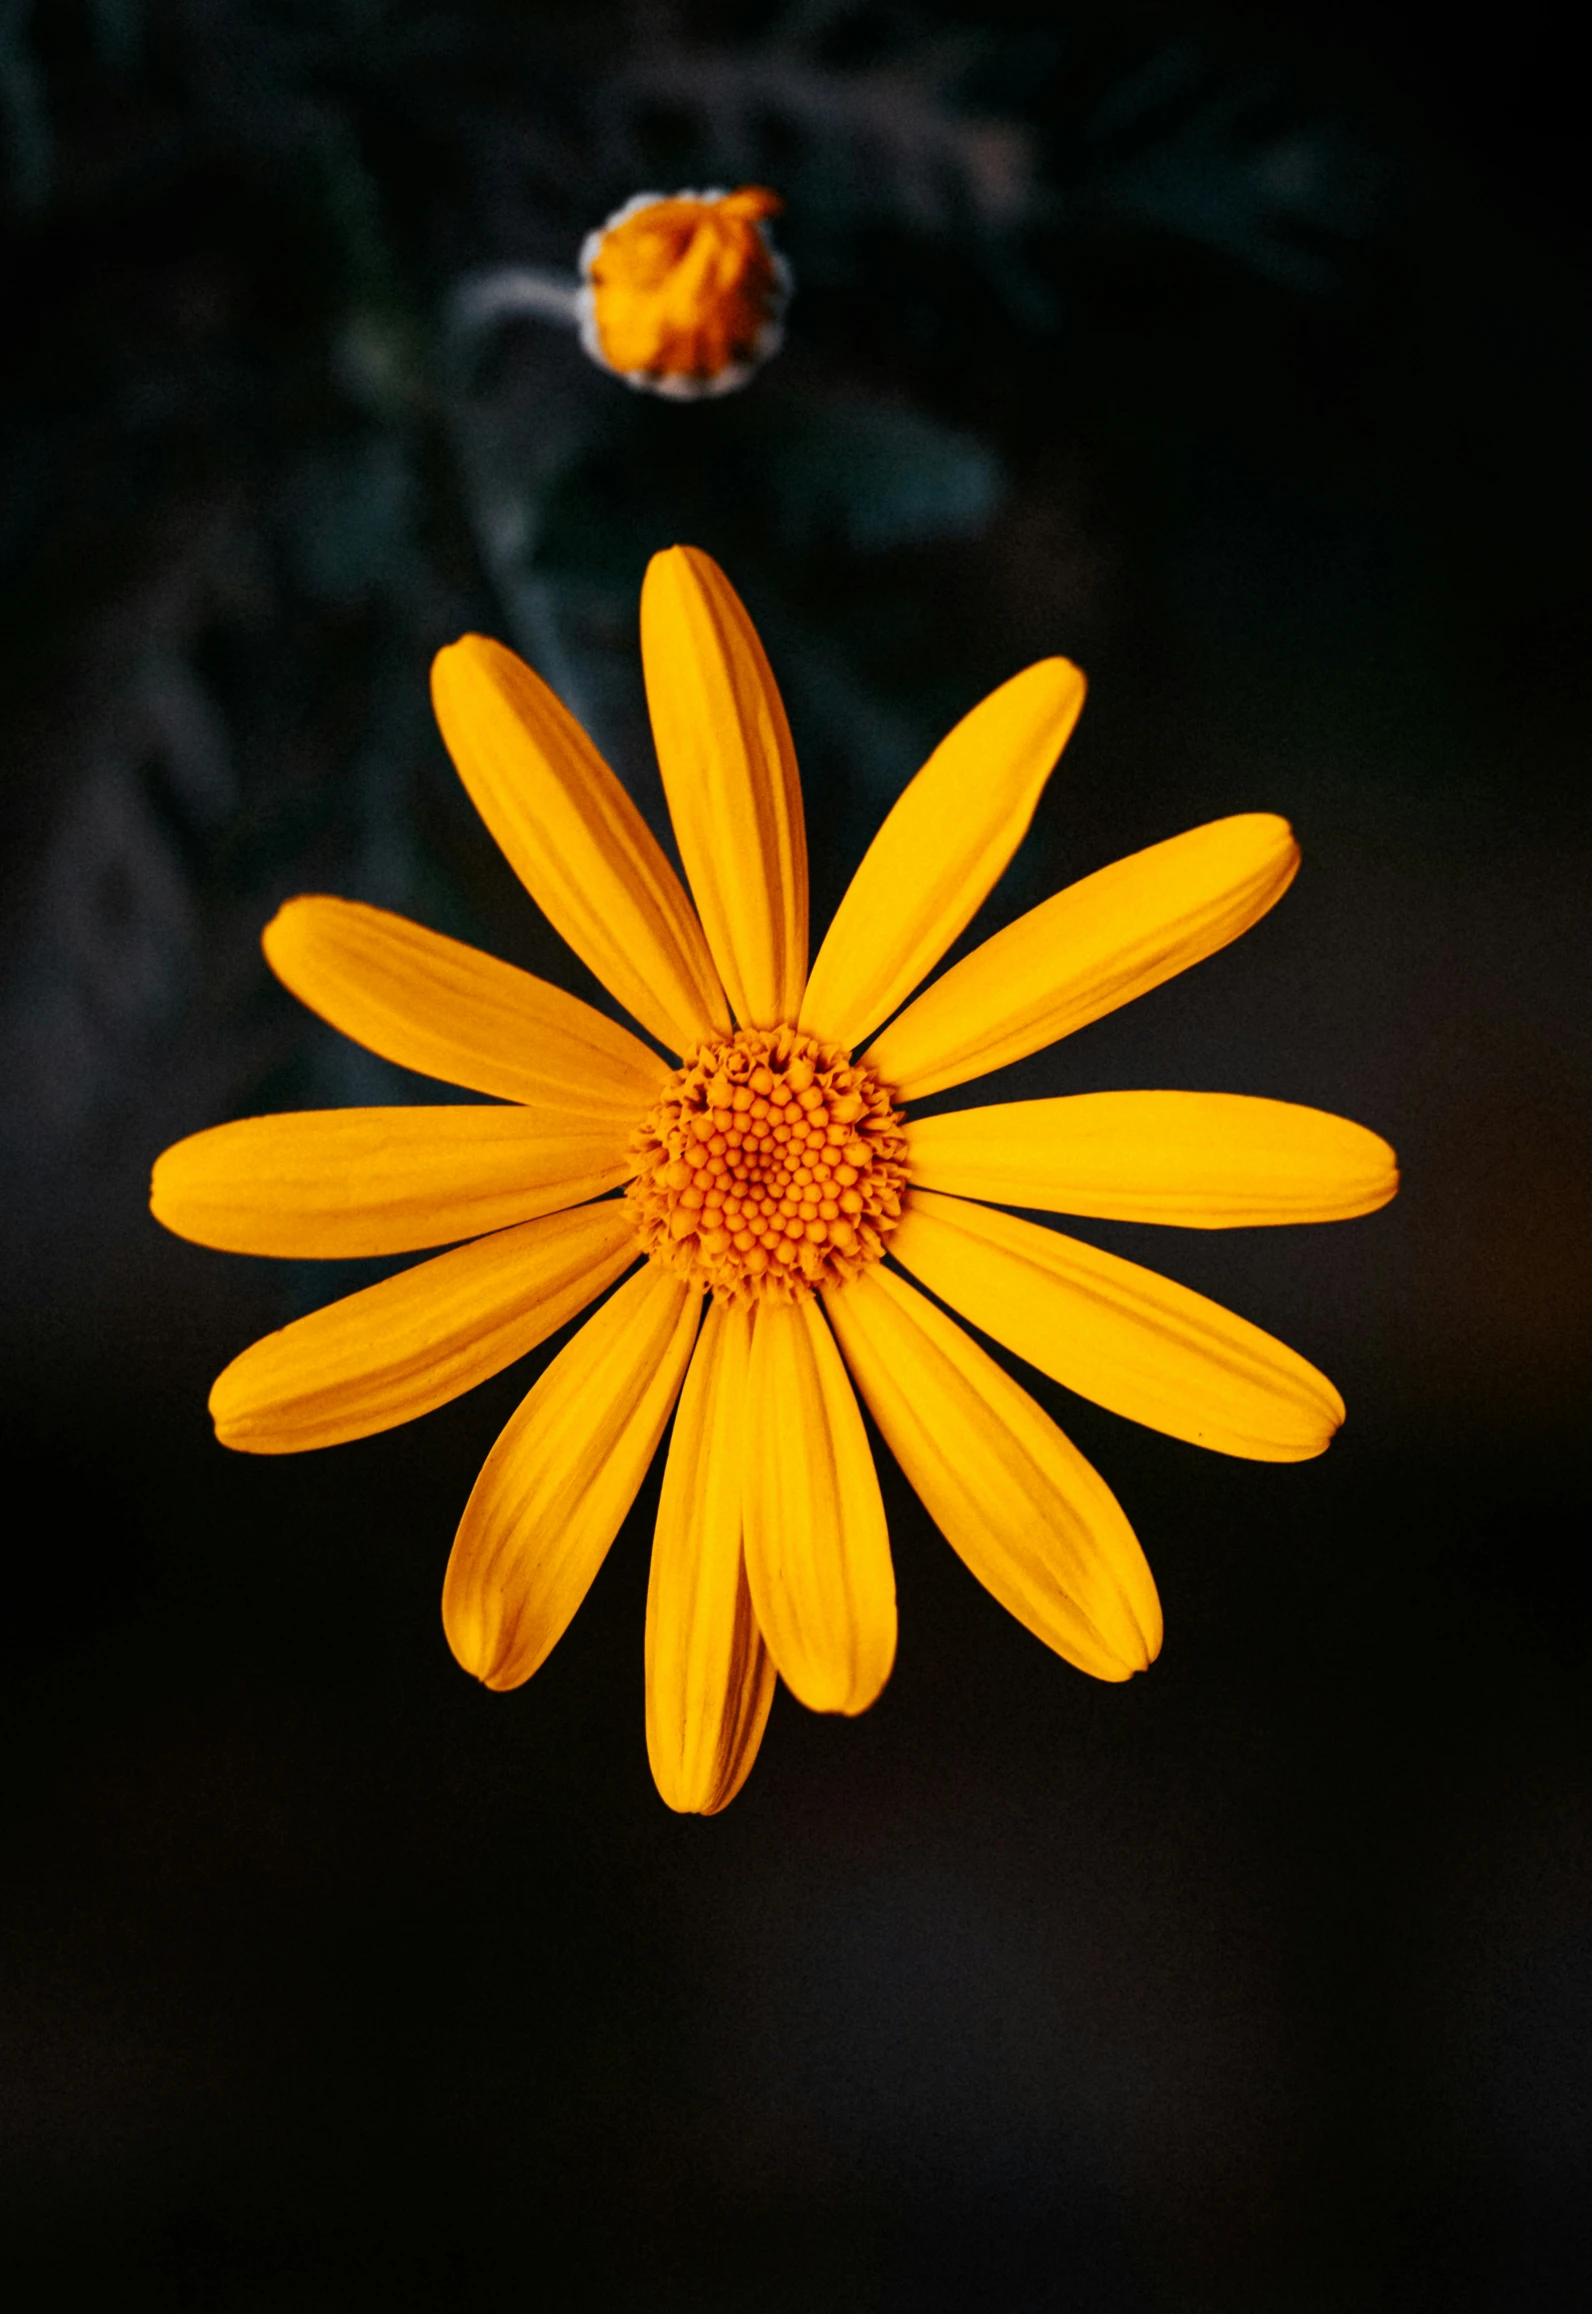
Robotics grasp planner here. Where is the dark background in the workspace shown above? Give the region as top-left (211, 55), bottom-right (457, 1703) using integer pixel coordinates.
top-left (2, 3), bottom-right (1589, 2306)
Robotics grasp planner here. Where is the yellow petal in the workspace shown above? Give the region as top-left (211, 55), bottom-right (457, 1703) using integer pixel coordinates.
top-left (742, 1296), bottom-right (895, 1715)
top-left (892, 1189), bottom-right (1344, 1462)
top-left (443, 1262), bottom-right (700, 1690)
top-left (641, 547), bottom-right (808, 1029)
top-left (907, 1091), bottom-right (1398, 1226)
top-left (646, 1300), bottom-right (775, 1813)
top-left (865, 813), bottom-right (1300, 1099)
top-left (431, 633), bottom-right (729, 1056)
top-left (824, 1264), bottom-right (1160, 1681)
top-left (210, 1201), bottom-right (639, 1454)
top-left (151, 1108), bottom-right (633, 1257)
top-left (263, 896), bottom-right (669, 1118)
top-left (799, 657), bottom-right (1086, 1051)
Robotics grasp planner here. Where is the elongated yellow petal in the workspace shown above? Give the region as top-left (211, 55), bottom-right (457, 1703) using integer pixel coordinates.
top-left (443, 1263), bottom-right (700, 1690)
top-left (907, 1091), bottom-right (1398, 1226)
top-left (152, 1108), bottom-right (632, 1257)
top-left (641, 547), bottom-right (807, 1029)
top-left (210, 1202), bottom-right (639, 1454)
top-left (263, 896), bottom-right (669, 1118)
top-left (799, 657), bottom-right (1086, 1051)
top-left (865, 813), bottom-right (1299, 1099)
top-left (743, 1296), bottom-right (895, 1715)
top-left (824, 1265), bottom-right (1160, 1681)
top-left (431, 634), bottom-right (729, 1056)
top-left (646, 1300), bottom-right (775, 1813)
top-left (893, 1189), bottom-right (1343, 1461)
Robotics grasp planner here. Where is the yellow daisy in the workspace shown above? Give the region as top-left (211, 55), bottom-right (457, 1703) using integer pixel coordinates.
top-left (151, 547), bottom-right (1397, 1813)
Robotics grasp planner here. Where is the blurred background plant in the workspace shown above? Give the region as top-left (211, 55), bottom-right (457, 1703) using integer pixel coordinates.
top-left (1, 4), bottom-right (1588, 2308)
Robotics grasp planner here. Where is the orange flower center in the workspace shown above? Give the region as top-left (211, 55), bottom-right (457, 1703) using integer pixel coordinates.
top-left (627, 1026), bottom-right (908, 1305)
top-left (588, 187), bottom-right (784, 381)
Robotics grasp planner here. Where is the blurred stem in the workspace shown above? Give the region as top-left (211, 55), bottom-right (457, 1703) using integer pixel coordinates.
top-left (440, 271), bottom-right (594, 725)
top-left (448, 267), bottom-right (582, 332)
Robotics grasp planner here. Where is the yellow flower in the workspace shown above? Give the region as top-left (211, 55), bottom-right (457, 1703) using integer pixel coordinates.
top-left (577, 187), bottom-right (790, 397)
top-left (151, 547), bottom-right (1398, 1814)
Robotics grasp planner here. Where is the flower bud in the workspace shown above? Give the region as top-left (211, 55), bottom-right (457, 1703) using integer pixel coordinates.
top-left (578, 187), bottom-right (790, 399)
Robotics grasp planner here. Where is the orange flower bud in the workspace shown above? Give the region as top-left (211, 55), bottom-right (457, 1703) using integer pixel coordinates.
top-left (578, 186), bottom-right (790, 398)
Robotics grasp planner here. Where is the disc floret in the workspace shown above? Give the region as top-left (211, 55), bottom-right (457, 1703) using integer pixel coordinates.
top-left (627, 1026), bottom-right (907, 1304)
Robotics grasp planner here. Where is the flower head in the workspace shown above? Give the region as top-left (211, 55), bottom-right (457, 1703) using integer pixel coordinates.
top-left (626, 1027), bottom-right (908, 1305)
top-left (578, 187), bottom-right (789, 397)
top-left (152, 546), bottom-right (1398, 1813)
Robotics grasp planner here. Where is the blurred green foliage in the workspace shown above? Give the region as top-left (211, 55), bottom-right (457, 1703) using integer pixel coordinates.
top-left (0, 0), bottom-right (1397, 1154)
